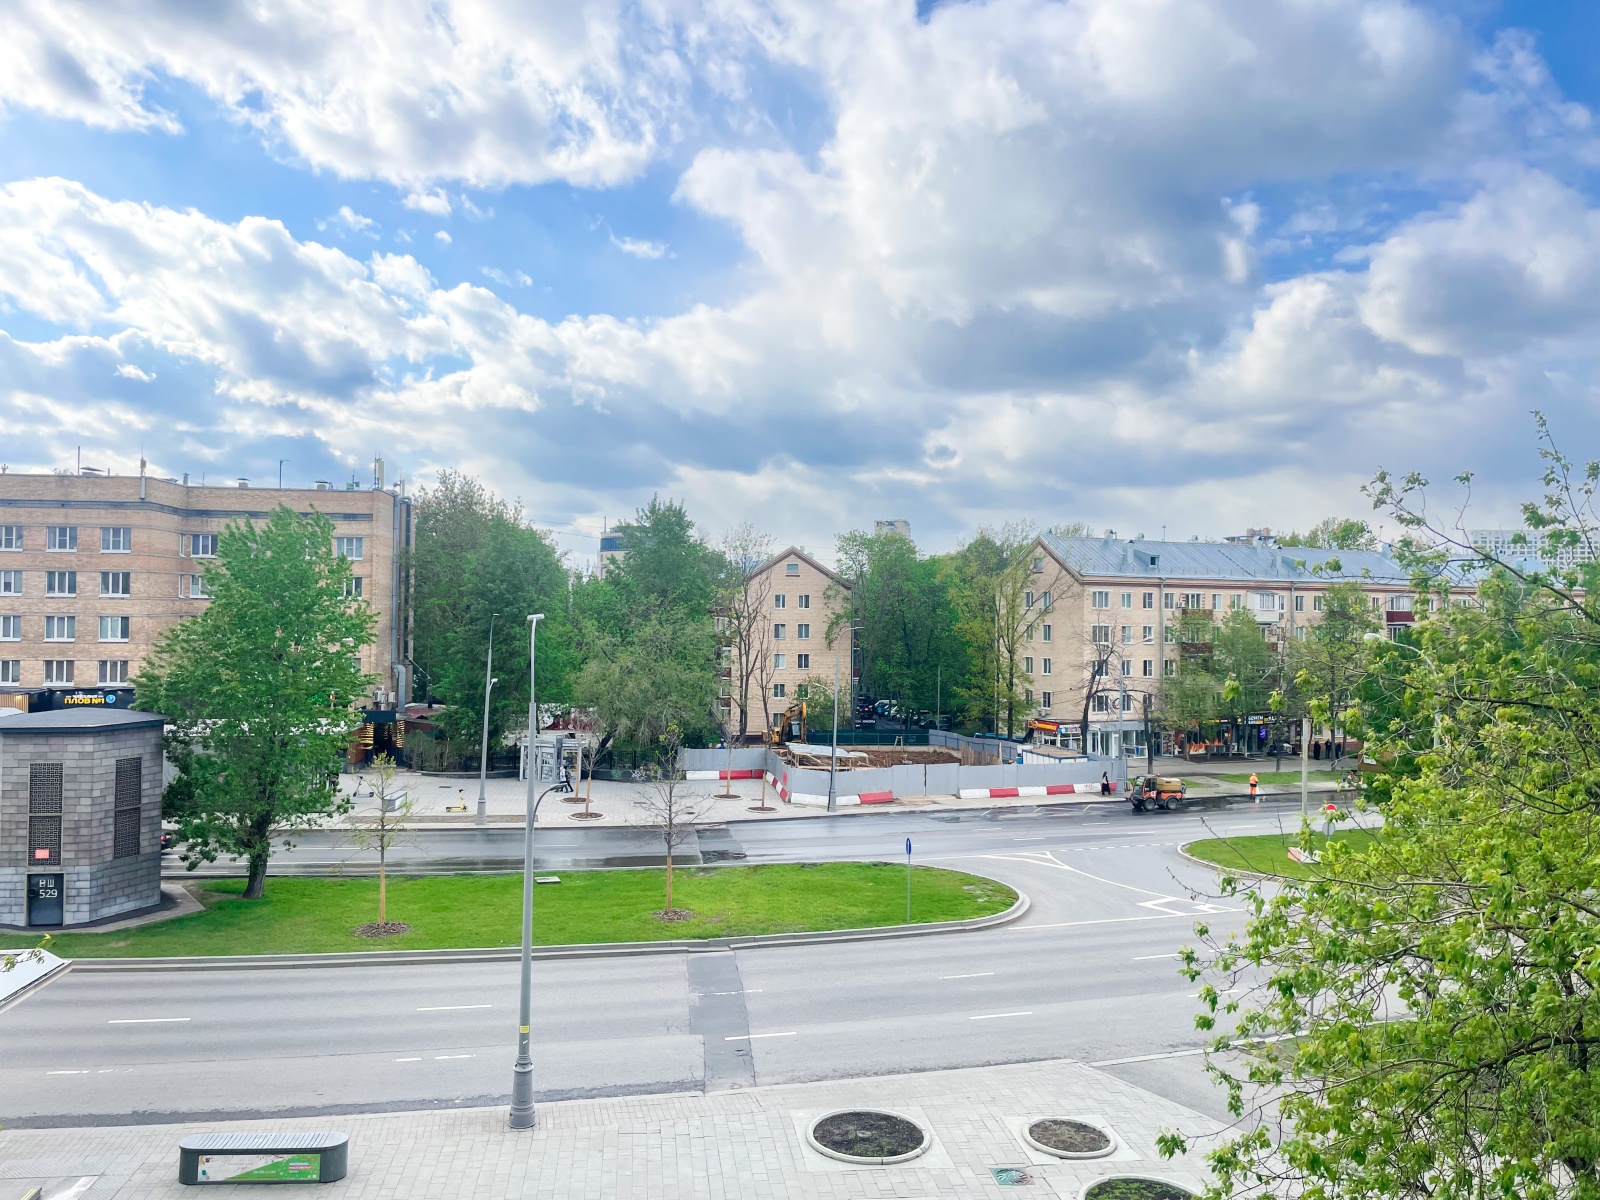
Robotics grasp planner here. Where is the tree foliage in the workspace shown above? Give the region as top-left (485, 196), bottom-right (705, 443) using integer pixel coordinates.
top-left (942, 524), bottom-right (1044, 737)
top-left (137, 505), bottom-right (374, 899)
top-left (1279, 517), bottom-right (1378, 550)
top-left (1174, 434), bottom-right (1600, 1199)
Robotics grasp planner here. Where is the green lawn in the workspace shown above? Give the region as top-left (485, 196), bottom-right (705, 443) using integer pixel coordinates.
top-left (1207, 770), bottom-right (1349, 784)
top-left (47, 864), bottom-right (1017, 958)
top-left (1184, 830), bottom-right (1380, 879)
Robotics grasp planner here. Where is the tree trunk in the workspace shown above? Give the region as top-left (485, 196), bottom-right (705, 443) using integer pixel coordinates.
top-left (378, 844), bottom-right (387, 924)
top-left (664, 850), bottom-right (674, 912)
top-left (242, 811), bottom-right (272, 899)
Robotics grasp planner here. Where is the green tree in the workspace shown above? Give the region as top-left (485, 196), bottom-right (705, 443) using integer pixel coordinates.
top-left (137, 505), bottom-right (374, 899)
top-left (1279, 517), bottom-right (1378, 550)
top-left (942, 524), bottom-right (1043, 737)
top-left (410, 472), bottom-right (574, 765)
top-left (1173, 439), bottom-right (1600, 1198)
top-left (1291, 579), bottom-right (1377, 743)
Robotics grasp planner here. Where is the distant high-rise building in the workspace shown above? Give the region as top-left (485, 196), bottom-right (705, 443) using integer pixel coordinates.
top-left (875, 519), bottom-right (911, 538)
top-left (1467, 528), bottom-right (1592, 572)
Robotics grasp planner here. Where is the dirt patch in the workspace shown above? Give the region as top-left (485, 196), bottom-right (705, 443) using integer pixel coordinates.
top-left (811, 1111), bottom-right (925, 1159)
top-left (776, 746), bottom-right (962, 769)
top-left (352, 921), bottom-right (413, 938)
top-left (1028, 1118), bottom-right (1110, 1154)
top-left (654, 908), bottom-right (696, 923)
top-left (1084, 1180), bottom-right (1195, 1200)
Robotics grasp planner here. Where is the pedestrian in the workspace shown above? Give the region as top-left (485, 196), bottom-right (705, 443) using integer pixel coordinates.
top-left (1312, 740), bottom-right (1321, 761)
top-left (1100, 771), bottom-right (1110, 796)
top-left (1248, 771), bottom-right (1259, 802)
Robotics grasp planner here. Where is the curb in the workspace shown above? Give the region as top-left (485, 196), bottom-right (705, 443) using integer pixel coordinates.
top-left (63, 891), bottom-right (1030, 973)
top-left (1176, 840), bottom-right (1279, 881)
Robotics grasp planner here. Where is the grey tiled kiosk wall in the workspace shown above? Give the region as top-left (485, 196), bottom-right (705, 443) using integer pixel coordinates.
top-left (0, 708), bottom-right (165, 928)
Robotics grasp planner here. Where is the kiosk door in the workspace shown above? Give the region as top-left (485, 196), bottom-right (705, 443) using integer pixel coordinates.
top-left (27, 873), bottom-right (63, 926)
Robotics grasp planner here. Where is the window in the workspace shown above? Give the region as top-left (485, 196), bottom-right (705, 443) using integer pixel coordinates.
top-left (1024, 688), bottom-right (1034, 704)
top-left (1427, 597), bottom-right (1438, 612)
top-left (46, 570), bottom-right (77, 597)
top-left (773, 653), bottom-right (786, 670)
top-left (1042, 658), bottom-right (1052, 675)
top-left (1294, 593), bottom-right (1305, 612)
top-left (796, 623), bottom-right (811, 639)
top-left (0, 525), bottom-right (21, 550)
top-left (785, 562), bottom-right (799, 576)
top-left (0, 570), bottom-right (18, 595)
top-left (1212, 593), bottom-right (1222, 609)
top-left (1142, 591), bottom-right (1154, 609)
top-left (99, 616), bottom-right (130, 642)
top-left (1032, 556), bottom-right (1044, 572)
top-left (1230, 594), bottom-right (1242, 609)
top-left (1142, 659), bottom-right (1154, 677)
top-left (344, 577), bottom-right (364, 598)
top-left (45, 615), bottom-right (76, 641)
top-left (335, 536), bottom-right (364, 560)
top-left (114, 757), bottom-right (142, 859)
top-left (101, 527), bottom-right (131, 552)
top-left (1091, 624), bottom-right (1111, 644)
top-left (773, 682), bottom-right (786, 698)
top-left (1091, 590), bottom-right (1110, 609)
top-left (0, 660), bottom-right (18, 684)
top-left (1024, 656), bottom-right (1035, 673)
top-left (1091, 660), bottom-right (1107, 678)
top-left (796, 653), bottom-right (810, 669)
top-left (1122, 693), bottom-right (1134, 712)
top-left (30, 763), bottom-right (63, 866)
top-left (100, 659), bottom-right (129, 683)
top-left (1025, 590), bottom-right (1035, 608)
top-left (773, 623), bottom-right (786, 639)
top-left (1294, 626), bottom-right (1308, 641)
top-left (1120, 659), bottom-right (1132, 677)
top-left (1120, 625), bottom-right (1132, 644)
top-left (1041, 623), bottom-right (1052, 642)
top-left (1163, 592), bottom-right (1175, 609)
top-left (44, 659), bottom-right (74, 683)
top-left (189, 533), bottom-right (218, 557)
top-left (1163, 658), bottom-right (1175, 677)
top-left (773, 593), bottom-right (786, 609)
top-left (1092, 694), bottom-right (1111, 713)
top-left (0, 615), bottom-right (18, 641)
top-left (189, 574), bottom-right (209, 599)
top-left (1371, 595), bottom-right (1382, 610)
top-left (47, 525), bottom-right (77, 552)
top-left (1120, 591), bottom-right (1132, 609)
top-left (1164, 625), bottom-right (1175, 643)
top-left (1184, 593), bottom-right (1203, 609)
top-left (101, 571), bottom-right (131, 597)
top-left (1041, 691), bottom-right (1052, 709)
top-left (1142, 625), bottom-right (1153, 643)
top-left (798, 594), bottom-right (811, 609)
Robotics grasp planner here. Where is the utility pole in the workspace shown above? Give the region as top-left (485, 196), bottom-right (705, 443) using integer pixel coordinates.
top-left (509, 612), bottom-right (545, 1131)
top-left (1143, 692), bottom-right (1154, 776)
top-left (1300, 715), bottom-right (1310, 819)
top-left (476, 614), bottom-right (498, 825)
top-left (826, 655), bottom-right (840, 812)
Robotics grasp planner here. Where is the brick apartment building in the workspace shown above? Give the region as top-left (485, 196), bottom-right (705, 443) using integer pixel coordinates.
top-left (0, 472), bottom-right (412, 745)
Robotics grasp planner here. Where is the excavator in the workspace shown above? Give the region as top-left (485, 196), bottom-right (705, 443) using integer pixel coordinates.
top-left (768, 700), bottom-right (807, 745)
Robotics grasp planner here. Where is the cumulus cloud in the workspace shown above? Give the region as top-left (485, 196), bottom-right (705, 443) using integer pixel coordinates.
top-left (482, 267), bottom-right (533, 287)
top-left (317, 205), bottom-right (378, 237)
top-left (610, 232), bottom-right (668, 259)
top-left (402, 188), bottom-right (452, 216)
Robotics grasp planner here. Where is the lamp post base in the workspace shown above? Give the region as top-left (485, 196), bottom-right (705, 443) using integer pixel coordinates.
top-left (508, 1062), bottom-right (536, 1130)
top-left (475, 800), bottom-right (487, 826)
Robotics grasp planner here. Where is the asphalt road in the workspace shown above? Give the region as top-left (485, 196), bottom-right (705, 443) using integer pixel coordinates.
top-left (3, 797), bottom-right (1330, 1126)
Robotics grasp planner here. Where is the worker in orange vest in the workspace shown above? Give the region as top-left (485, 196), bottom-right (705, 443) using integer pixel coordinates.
top-left (1248, 771), bottom-right (1259, 802)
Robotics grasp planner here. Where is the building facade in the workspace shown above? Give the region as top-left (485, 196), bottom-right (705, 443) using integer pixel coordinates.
top-left (1020, 533), bottom-right (1474, 758)
top-left (721, 547), bottom-right (852, 740)
top-left (1467, 528), bottom-right (1592, 574)
top-left (0, 473), bottom-right (412, 725)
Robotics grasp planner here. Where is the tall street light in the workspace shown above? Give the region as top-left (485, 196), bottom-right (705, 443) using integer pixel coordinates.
top-left (476, 614), bottom-right (499, 826)
top-left (509, 612), bottom-right (545, 1131)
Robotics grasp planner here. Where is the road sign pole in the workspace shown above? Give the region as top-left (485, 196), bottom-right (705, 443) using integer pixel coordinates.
top-left (905, 837), bottom-right (912, 924)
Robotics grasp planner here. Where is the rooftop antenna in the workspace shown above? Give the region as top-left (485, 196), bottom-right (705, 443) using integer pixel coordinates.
top-left (278, 459), bottom-right (289, 488)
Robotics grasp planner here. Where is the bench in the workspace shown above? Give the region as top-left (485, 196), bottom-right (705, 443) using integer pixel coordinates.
top-left (178, 1132), bottom-right (348, 1185)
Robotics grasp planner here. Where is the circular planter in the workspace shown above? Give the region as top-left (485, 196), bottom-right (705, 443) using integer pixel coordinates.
top-left (1080, 1176), bottom-right (1198, 1200)
top-left (806, 1109), bottom-right (931, 1165)
top-left (1023, 1116), bottom-right (1116, 1160)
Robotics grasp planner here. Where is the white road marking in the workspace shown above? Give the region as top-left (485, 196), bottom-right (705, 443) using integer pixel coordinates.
top-left (108, 1017), bottom-right (190, 1024)
top-left (1010, 912), bottom-right (1231, 932)
top-left (417, 1004), bottom-right (493, 1011)
top-left (434, 1054), bottom-right (475, 1060)
top-left (48, 1070), bottom-right (90, 1075)
top-left (394, 1057), bottom-right (422, 1062)
top-left (1012, 836), bottom-right (1049, 841)
top-left (51, 1178), bottom-right (98, 1200)
top-left (702, 990), bottom-right (764, 996)
top-left (724, 1032), bottom-right (796, 1041)
top-left (1134, 953), bottom-right (1181, 961)
top-left (970, 1011), bottom-right (1032, 1020)
top-left (941, 971), bottom-right (996, 979)
top-left (1190, 987), bottom-right (1244, 998)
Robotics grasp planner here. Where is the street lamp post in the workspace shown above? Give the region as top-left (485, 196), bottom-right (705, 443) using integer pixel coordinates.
top-left (476, 614), bottom-right (499, 826)
top-left (509, 612), bottom-right (546, 1131)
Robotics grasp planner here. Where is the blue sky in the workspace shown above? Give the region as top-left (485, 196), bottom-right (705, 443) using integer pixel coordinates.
top-left (2, 0), bottom-right (1599, 566)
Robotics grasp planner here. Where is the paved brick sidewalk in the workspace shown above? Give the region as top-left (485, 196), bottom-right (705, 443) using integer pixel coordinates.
top-left (0, 1059), bottom-right (1222, 1200)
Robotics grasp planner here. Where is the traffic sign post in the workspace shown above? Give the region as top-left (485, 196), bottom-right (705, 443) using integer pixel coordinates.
top-left (1323, 802), bottom-right (1338, 839)
top-left (905, 838), bottom-right (913, 925)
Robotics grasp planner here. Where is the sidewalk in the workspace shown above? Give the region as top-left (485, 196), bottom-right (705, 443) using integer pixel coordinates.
top-left (0, 1058), bottom-right (1222, 1200)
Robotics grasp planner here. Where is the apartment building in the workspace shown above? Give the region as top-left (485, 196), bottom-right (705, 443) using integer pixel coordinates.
top-left (1467, 528), bottom-right (1592, 573)
top-left (721, 547), bottom-right (852, 739)
top-left (0, 473), bottom-right (412, 731)
top-left (1019, 532), bottom-right (1474, 757)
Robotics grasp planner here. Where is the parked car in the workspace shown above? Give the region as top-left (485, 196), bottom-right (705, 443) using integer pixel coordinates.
top-left (1129, 774), bottom-right (1188, 812)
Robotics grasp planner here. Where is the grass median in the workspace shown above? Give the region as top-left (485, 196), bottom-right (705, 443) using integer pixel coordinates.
top-left (1184, 830), bottom-right (1380, 880)
top-left (47, 863), bottom-right (1018, 958)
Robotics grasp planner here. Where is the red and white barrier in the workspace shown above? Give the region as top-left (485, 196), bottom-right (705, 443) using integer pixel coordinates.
top-left (957, 782), bottom-right (1116, 800)
top-left (684, 769), bottom-right (764, 781)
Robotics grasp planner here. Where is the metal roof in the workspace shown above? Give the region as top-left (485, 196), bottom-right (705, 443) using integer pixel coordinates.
top-left (1039, 534), bottom-right (1433, 586)
top-left (0, 708), bottom-right (165, 734)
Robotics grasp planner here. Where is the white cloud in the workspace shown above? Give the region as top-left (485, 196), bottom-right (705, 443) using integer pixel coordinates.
top-left (609, 232), bottom-right (668, 259)
top-left (114, 362), bottom-right (155, 381)
top-left (434, 230), bottom-right (452, 244)
top-left (317, 205), bottom-right (378, 237)
top-left (482, 267), bottom-right (533, 287)
top-left (403, 188), bottom-right (452, 216)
